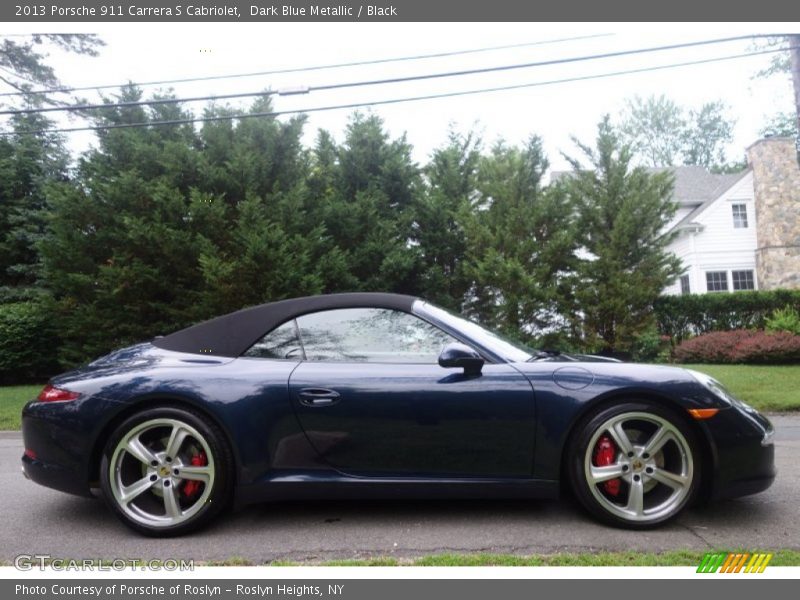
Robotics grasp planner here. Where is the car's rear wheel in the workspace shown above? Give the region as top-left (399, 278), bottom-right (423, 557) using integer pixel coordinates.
top-left (568, 401), bottom-right (701, 529)
top-left (100, 406), bottom-right (232, 536)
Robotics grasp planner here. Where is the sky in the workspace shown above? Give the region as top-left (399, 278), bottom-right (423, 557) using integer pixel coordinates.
top-left (2, 22), bottom-right (796, 172)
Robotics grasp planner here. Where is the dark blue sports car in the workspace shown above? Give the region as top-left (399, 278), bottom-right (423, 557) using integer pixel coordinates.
top-left (21, 293), bottom-right (775, 535)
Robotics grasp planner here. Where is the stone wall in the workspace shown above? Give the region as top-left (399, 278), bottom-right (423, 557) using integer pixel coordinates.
top-left (747, 138), bottom-right (800, 290)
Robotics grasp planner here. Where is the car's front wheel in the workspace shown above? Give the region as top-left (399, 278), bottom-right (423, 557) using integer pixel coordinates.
top-left (568, 401), bottom-right (701, 528)
top-left (100, 406), bottom-right (232, 536)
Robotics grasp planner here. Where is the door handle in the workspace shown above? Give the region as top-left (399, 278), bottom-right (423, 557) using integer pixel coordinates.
top-left (297, 388), bottom-right (341, 406)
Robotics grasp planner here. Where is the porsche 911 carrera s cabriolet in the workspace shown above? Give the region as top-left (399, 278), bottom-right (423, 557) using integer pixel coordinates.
top-left (21, 293), bottom-right (775, 535)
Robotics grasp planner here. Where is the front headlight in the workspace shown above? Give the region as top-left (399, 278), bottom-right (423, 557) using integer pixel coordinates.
top-left (761, 427), bottom-right (775, 446)
top-left (686, 369), bottom-right (757, 413)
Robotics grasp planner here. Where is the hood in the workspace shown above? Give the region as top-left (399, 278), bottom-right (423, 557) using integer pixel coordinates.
top-left (530, 351), bottom-right (622, 363)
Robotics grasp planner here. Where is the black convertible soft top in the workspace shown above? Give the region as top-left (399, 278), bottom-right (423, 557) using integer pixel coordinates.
top-left (152, 292), bottom-right (418, 357)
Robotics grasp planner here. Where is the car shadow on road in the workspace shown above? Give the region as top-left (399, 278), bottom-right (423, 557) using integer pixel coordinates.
top-left (47, 493), bottom-right (601, 535)
top-left (41, 489), bottom-right (784, 542)
top-left (242, 495), bottom-right (581, 521)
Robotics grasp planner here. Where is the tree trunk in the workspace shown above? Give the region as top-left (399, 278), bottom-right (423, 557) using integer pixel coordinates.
top-left (790, 35), bottom-right (800, 166)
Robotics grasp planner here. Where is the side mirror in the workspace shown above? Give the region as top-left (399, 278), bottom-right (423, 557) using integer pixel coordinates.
top-left (438, 342), bottom-right (484, 376)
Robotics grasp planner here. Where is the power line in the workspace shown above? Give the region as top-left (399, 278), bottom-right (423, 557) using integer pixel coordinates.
top-left (0, 73), bottom-right (27, 94)
top-left (0, 32), bottom-right (613, 99)
top-left (5, 46), bottom-right (785, 137)
top-left (0, 65), bottom-right (36, 85)
top-left (0, 67), bottom-right (75, 109)
top-left (0, 34), bottom-right (765, 117)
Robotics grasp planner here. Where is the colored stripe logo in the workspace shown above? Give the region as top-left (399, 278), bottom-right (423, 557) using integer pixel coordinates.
top-left (697, 552), bottom-right (772, 573)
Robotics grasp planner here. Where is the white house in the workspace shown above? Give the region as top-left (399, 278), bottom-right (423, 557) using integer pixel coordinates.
top-left (662, 167), bottom-right (757, 295)
top-left (662, 138), bottom-right (800, 295)
top-left (552, 138), bottom-right (800, 295)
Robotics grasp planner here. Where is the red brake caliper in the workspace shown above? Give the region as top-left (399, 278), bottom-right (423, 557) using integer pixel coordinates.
top-left (180, 451), bottom-right (207, 499)
top-left (592, 435), bottom-right (621, 496)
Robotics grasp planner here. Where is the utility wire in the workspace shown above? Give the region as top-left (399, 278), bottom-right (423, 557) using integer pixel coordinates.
top-left (0, 67), bottom-right (76, 109)
top-left (0, 32), bottom-right (613, 99)
top-left (4, 46), bottom-right (786, 137)
top-left (0, 34), bottom-right (765, 117)
top-left (0, 64), bottom-right (50, 85)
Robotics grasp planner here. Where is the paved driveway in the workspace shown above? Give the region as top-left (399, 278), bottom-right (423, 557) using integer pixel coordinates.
top-left (2, 415), bottom-right (797, 563)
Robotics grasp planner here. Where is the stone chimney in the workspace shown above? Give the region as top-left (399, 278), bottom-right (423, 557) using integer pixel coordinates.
top-left (746, 138), bottom-right (800, 290)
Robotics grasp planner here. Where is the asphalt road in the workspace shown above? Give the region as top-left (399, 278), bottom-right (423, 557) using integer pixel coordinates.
top-left (2, 415), bottom-right (799, 563)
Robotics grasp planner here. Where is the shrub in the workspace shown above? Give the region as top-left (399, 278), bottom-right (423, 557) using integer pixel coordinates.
top-left (654, 290), bottom-right (800, 343)
top-left (766, 307), bottom-right (800, 336)
top-left (631, 328), bottom-right (670, 362)
top-left (0, 301), bottom-right (61, 384)
top-left (673, 329), bottom-right (800, 364)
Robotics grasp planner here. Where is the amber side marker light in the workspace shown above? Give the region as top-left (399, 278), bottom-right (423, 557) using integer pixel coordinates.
top-left (687, 408), bottom-right (720, 420)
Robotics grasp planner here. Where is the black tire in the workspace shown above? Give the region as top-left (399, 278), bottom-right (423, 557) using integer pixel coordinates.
top-left (100, 405), bottom-right (233, 536)
top-left (567, 400), bottom-right (702, 529)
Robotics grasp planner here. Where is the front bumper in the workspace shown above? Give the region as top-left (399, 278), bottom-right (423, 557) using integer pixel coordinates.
top-left (704, 405), bottom-right (776, 501)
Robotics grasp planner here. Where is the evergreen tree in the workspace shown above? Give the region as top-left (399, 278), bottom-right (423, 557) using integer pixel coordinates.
top-left (411, 129), bottom-right (480, 309)
top-left (0, 34), bottom-right (104, 108)
top-left (564, 116), bottom-right (682, 353)
top-left (195, 99), bottom-right (349, 312)
top-left (40, 88), bottom-right (210, 364)
top-left (0, 109), bottom-right (68, 298)
top-left (318, 112), bottom-right (422, 293)
top-left (462, 136), bottom-right (577, 340)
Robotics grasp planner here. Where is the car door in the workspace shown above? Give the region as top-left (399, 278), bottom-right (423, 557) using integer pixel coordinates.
top-left (284, 307), bottom-right (536, 478)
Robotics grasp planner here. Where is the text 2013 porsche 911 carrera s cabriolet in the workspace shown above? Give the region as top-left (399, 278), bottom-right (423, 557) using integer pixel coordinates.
top-left (21, 293), bottom-right (775, 535)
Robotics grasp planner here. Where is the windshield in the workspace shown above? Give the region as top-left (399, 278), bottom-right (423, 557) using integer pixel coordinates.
top-left (413, 301), bottom-right (534, 363)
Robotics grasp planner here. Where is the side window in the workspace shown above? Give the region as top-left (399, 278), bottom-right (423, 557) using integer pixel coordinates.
top-left (732, 270), bottom-right (755, 291)
top-left (732, 203), bottom-right (748, 229)
top-left (679, 274), bottom-right (690, 295)
top-left (296, 308), bottom-right (456, 363)
top-left (705, 271), bottom-right (728, 292)
top-left (243, 320), bottom-right (304, 360)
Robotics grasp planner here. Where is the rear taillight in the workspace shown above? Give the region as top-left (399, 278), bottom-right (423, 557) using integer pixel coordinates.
top-left (37, 384), bottom-right (80, 403)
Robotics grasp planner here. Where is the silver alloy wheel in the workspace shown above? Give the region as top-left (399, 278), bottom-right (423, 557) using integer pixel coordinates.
top-left (108, 418), bottom-right (215, 528)
top-left (583, 411), bottom-right (693, 523)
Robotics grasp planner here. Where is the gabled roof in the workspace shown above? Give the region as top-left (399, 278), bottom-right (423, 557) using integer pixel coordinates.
top-left (667, 168), bottom-right (751, 233)
top-left (655, 166), bottom-right (745, 207)
top-left (551, 165), bottom-right (745, 207)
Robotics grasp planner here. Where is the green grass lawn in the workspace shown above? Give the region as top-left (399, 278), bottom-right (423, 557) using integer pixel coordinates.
top-left (0, 384), bottom-right (41, 430)
top-left (2, 550), bottom-right (798, 567)
top-left (2, 549), bottom-right (799, 567)
top-left (0, 364), bottom-right (797, 430)
top-left (684, 364), bottom-right (800, 412)
top-left (204, 550), bottom-right (800, 567)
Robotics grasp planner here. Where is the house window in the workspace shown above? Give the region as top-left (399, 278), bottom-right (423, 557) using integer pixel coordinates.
top-left (732, 270), bottom-right (755, 291)
top-left (732, 203), bottom-right (748, 228)
top-left (706, 271), bottom-right (728, 292)
top-left (680, 275), bottom-right (691, 295)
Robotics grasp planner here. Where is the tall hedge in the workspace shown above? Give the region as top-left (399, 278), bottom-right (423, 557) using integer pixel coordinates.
top-left (0, 301), bottom-right (61, 384)
top-left (654, 290), bottom-right (800, 343)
